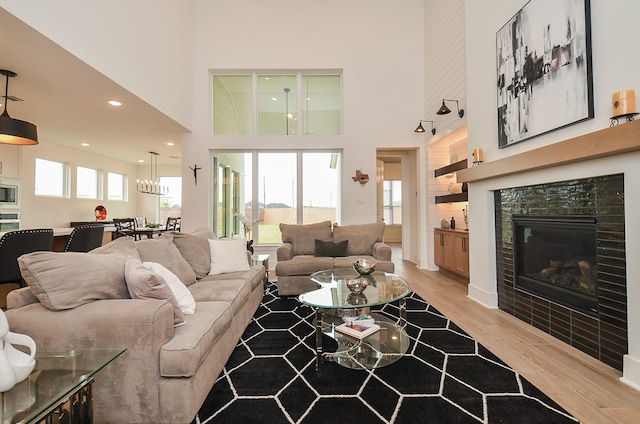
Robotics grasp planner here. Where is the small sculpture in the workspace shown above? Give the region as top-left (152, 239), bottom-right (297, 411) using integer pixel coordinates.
top-left (0, 309), bottom-right (36, 392)
top-left (352, 170), bottom-right (370, 186)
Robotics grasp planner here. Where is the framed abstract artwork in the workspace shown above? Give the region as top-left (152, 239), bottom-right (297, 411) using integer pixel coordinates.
top-left (496, 0), bottom-right (593, 148)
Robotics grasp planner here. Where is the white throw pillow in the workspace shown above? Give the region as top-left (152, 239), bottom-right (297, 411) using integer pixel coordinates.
top-left (208, 238), bottom-right (250, 275)
top-left (143, 262), bottom-right (196, 314)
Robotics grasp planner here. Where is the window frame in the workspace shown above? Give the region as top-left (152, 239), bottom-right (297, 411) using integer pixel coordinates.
top-left (76, 165), bottom-right (101, 200)
top-left (35, 157), bottom-right (69, 198)
top-left (212, 70), bottom-right (343, 136)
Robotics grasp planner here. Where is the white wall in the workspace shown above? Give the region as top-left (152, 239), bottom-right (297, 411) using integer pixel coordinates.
top-left (182, 0), bottom-right (425, 233)
top-left (419, 0), bottom-right (468, 269)
top-left (0, 0), bottom-right (194, 129)
top-left (465, 0), bottom-right (640, 388)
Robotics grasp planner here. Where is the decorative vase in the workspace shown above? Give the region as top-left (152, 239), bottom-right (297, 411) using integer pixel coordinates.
top-left (0, 309), bottom-right (36, 392)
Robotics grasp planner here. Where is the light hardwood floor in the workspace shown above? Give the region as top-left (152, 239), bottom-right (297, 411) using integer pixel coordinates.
top-left (389, 245), bottom-right (640, 424)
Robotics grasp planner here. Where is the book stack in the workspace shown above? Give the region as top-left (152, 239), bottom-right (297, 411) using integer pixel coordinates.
top-left (335, 315), bottom-right (379, 339)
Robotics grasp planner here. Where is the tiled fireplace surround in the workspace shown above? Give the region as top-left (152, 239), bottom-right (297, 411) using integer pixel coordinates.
top-left (494, 174), bottom-right (627, 370)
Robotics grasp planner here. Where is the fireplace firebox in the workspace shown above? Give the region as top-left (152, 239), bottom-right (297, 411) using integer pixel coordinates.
top-left (513, 215), bottom-right (598, 316)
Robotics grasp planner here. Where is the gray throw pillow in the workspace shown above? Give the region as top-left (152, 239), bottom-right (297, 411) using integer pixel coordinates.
top-left (135, 234), bottom-right (197, 286)
top-left (172, 228), bottom-right (215, 279)
top-left (18, 250), bottom-right (131, 311)
top-left (280, 220), bottom-right (333, 256)
top-left (314, 239), bottom-right (348, 257)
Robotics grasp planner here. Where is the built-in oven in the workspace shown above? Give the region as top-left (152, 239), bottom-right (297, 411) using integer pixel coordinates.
top-left (0, 178), bottom-right (20, 208)
top-left (0, 211), bottom-right (20, 231)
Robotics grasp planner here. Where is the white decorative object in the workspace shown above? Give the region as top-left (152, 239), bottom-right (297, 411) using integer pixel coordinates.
top-left (0, 309), bottom-right (36, 392)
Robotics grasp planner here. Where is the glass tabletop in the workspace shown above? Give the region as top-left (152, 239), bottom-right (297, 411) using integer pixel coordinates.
top-left (1, 348), bottom-right (126, 424)
top-left (300, 269), bottom-right (412, 309)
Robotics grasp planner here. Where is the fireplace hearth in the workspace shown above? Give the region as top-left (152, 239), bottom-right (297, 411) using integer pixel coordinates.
top-left (513, 215), bottom-right (598, 316)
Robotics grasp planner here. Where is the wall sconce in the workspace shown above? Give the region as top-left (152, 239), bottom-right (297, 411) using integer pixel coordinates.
top-left (414, 120), bottom-right (436, 135)
top-left (352, 169), bottom-right (370, 186)
top-left (472, 148), bottom-right (484, 165)
top-left (437, 99), bottom-right (464, 118)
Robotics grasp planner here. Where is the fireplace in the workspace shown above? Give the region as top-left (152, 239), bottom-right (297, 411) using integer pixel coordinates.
top-left (494, 174), bottom-right (627, 370)
top-left (513, 215), bottom-right (598, 316)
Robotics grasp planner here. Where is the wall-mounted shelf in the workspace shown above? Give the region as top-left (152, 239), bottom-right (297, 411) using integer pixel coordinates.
top-left (435, 192), bottom-right (468, 204)
top-left (434, 159), bottom-right (467, 177)
top-left (434, 159), bottom-right (468, 203)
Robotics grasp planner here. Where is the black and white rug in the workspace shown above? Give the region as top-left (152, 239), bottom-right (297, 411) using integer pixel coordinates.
top-left (195, 283), bottom-right (578, 423)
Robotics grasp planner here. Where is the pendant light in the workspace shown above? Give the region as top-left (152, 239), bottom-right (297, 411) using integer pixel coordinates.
top-left (136, 151), bottom-right (169, 195)
top-left (0, 70), bottom-right (38, 145)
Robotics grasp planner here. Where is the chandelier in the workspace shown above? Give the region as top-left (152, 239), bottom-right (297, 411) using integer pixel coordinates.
top-left (137, 151), bottom-right (168, 195)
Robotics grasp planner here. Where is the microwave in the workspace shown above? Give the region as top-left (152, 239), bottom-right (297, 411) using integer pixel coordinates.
top-left (0, 178), bottom-right (19, 208)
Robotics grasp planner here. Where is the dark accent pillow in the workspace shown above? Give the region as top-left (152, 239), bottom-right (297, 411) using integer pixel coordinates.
top-left (315, 239), bottom-right (348, 257)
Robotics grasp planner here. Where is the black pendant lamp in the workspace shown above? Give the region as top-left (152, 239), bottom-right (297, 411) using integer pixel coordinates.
top-left (0, 69), bottom-right (38, 145)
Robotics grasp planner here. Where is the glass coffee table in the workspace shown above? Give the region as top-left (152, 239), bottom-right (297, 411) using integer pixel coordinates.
top-left (0, 348), bottom-right (125, 424)
top-left (299, 269), bottom-right (412, 370)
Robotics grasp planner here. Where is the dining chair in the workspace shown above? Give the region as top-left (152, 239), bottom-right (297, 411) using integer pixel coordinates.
top-left (64, 224), bottom-right (105, 252)
top-left (113, 218), bottom-right (140, 240)
top-left (165, 217), bottom-right (181, 232)
top-left (0, 228), bottom-right (54, 288)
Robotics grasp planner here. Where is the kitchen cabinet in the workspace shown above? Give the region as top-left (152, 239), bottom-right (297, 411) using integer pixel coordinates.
top-left (434, 228), bottom-right (469, 279)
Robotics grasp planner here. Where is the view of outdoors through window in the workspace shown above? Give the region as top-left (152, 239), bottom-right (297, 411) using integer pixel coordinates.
top-left (35, 158), bottom-right (65, 197)
top-left (213, 151), bottom-right (341, 244)
top-left (383, 180), bottom-right (402, 224)
top-left (213, 72), bottom-right (342, 136)
top-left (160, 177), bottom-right (182, 226)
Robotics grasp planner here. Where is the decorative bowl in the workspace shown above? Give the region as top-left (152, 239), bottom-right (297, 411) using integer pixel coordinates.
top-left (353, 259), bottom-right (376, 275)
top-left (345, 277), bottom-right (369, 294)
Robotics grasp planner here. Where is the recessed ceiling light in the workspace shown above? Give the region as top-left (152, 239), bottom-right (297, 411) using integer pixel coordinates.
top-left (166, 142), bottom-right (175, 146)
top-left (108, 100), bottom-right (122, 106)
top-left (80, 142), bottom-right (90, 147)
top-left (272, 97), bottom-right (277, 101)
top-left (138, 159), bottom-right (145, 163)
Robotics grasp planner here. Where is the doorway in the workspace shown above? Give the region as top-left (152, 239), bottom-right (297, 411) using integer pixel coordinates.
top-left (376, 148), bottom-right (418, 262)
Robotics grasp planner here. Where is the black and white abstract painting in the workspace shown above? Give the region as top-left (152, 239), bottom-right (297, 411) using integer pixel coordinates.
top-left (496, 0), bottom-right (593, 148)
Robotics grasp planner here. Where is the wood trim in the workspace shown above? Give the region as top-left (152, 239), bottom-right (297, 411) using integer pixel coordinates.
top-left (457, 120), bottom-right (640, 183)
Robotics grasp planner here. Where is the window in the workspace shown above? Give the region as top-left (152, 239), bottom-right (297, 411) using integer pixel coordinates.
top-left (76, 166), bottom-right (99, 199)
top-left (107, 172), bottom-right (125, 201)
top-left (212, 151), bottom-right (341, 244)
top-left (35, 158), bottom-right (66, 197)
top-left (213, 72), bottom-right (342, 135)
top-left (383, 180), bottom-right (402, 224)
top-left (160, 177), bottom-right (182, 226)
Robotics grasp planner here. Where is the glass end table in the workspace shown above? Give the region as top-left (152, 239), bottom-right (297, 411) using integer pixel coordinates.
top-left (299, 269), bottom-right (412, 371)
top-left (1, 348), bottom-right (126, 424)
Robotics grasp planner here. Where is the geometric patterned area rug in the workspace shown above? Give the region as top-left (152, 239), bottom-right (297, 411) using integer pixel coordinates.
top-left (195, 283), bottom-right (579, 423)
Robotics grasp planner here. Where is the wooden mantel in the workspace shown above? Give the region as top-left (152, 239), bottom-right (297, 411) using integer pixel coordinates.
top-left (457, 120), bottom-right (640, 183)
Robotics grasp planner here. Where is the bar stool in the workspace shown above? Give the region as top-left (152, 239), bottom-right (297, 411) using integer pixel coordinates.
top-left (0, 229), bottom-right (54, 288)
top-left (64, 225), bottom-right (104, 252)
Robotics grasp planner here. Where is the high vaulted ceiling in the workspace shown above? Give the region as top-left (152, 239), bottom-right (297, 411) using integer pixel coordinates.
top-left (0, 9), bottom-right (189, 165)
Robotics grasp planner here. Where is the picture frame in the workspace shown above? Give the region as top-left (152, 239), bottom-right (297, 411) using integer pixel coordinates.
top-left (496, 0), bottom-right (593, 148)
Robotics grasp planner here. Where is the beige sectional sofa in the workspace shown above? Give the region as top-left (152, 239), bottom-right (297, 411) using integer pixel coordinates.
top-left (275, 221), bottom-right (394, 295)
top-left (5, 228), bottom-right (265, 424)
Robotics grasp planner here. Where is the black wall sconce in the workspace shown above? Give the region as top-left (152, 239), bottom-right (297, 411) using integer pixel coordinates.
top-left (437, 99), bottom-right (464, 118)
top-left (414, 120), bottom-right (436, 135)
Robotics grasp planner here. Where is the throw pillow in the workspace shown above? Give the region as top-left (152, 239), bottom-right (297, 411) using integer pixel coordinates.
top-left (314, 239), bottom-right (348, 257)
top-left (279, 220), bottom-right (333, 256)
top-left (143, 262), bottom-right (196, 314)
top-left (135, 234), bottom-right (197, 286)
top-left (171, 228), bottom-right (215, 279)
top-left (18, 251), bottom-right (130, 311)
top-left (90, 236), bottom-right (140, 259)
top-left (332, 222), bottom-right (386, 256)
top-left (124, 257), bottom-right (185, 326)
top-left (208, 238), bottom-right (250, 275)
